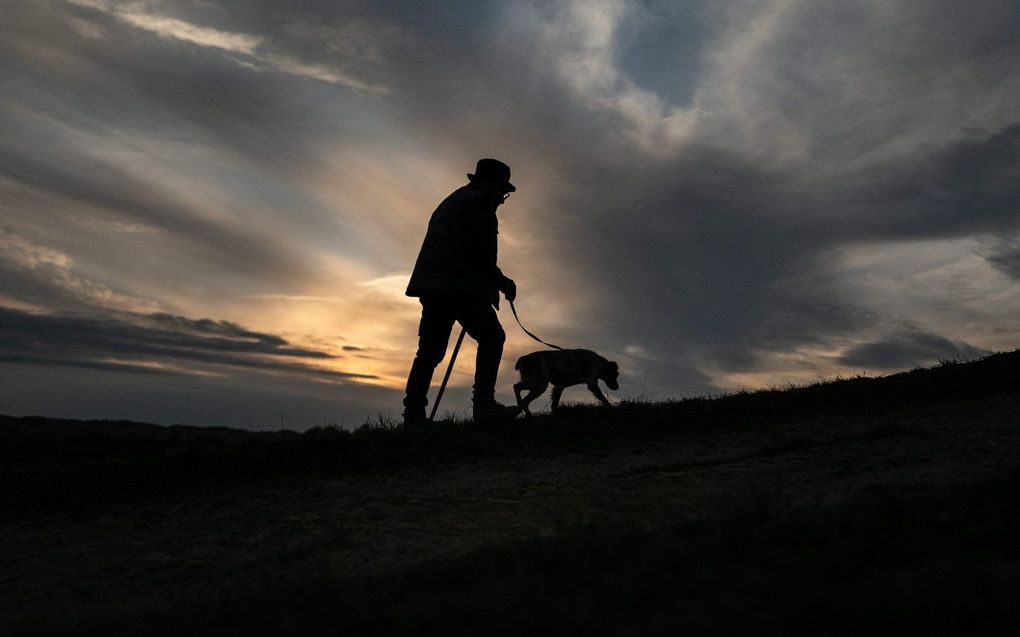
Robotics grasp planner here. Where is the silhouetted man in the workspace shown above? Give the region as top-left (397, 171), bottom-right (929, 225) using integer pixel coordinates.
top-left (403, 158), bottom-right (520, 426)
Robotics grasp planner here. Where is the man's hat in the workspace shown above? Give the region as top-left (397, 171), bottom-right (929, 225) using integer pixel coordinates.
top-left (467, 158), bottom-right (516, 192)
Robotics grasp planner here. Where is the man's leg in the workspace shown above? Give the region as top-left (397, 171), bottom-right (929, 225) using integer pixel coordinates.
top-left (455, 299), bottom-right (517, 422)
top-left (454, 299), bottom-right (505, 405)
top-left (403, 297), bottom-right (455, 423)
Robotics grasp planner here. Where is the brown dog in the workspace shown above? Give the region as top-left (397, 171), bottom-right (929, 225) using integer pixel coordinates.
top-left (513, 349), bottom-right (620, 416)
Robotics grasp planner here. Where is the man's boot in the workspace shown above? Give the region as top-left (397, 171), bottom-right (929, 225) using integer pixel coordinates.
top-left (402, 409), bottom-right (427, 428)
top-left (402, 397), bottom-right (428, 428)
top-left (472, 400), bottom-right (520, 425)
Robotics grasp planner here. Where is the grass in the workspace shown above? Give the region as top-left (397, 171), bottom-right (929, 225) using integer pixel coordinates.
top-left (4, 349), bottom-right (1020, 634)
top-left (5, 353), bottom-right (1015, 511)
top-left (40, 467), bottom-right (1020, 636)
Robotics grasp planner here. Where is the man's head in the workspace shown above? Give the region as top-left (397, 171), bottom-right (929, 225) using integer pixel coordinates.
top-left (468, 158), bottom-right (515, 205)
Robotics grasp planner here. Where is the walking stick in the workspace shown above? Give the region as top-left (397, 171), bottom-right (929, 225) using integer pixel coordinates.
top-left (429, 327), bottom-right (466, 422)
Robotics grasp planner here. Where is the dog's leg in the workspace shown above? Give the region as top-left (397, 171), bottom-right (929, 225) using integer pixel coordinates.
top-left (550, 385), bottom-right (564, 412)
top-left (587, 382), bottom-right (611, 407)
top-left (513, 382), bottom-right (526, 414)
top-left (517, 381), bottom-right (547, 416)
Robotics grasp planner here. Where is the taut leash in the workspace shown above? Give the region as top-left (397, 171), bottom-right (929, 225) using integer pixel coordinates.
top-left (509, 300), bottom-right (564, 351)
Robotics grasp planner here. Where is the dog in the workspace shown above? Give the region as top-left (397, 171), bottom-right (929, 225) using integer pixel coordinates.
top-left (513, 349), bottom-right (620, 416)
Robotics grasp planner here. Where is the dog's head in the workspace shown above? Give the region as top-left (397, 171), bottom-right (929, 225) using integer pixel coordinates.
top-left (601, 360), bottom-right (620, 390)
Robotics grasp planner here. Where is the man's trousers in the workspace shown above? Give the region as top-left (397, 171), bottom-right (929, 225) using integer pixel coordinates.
top-left (403, 294), bottom-right (506, 414)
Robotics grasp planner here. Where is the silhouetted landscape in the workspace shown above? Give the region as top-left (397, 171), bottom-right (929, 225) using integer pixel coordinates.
top-left (3, 350), bottom-right (1020, 634)
top-left (5, 3), bottom-right (1020, 634)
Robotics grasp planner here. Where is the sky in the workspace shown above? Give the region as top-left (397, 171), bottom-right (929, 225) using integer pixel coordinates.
top-left (2, 0), bottom-right (1019, 429)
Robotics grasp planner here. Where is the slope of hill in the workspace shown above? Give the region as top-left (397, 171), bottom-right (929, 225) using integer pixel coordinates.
top-left (3, 351), bottom-right (1020, 634)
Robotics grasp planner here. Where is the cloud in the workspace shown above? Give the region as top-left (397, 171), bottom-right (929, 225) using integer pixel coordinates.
top-left (2, 2), bottom-right (385, 196)
top-left (0, 353), bottom-right (188, 377)
top-left (497, 0), bottom-right (707, 155)
top-left (838, 328), bottom-right (987, 369)
top-left (0, 229), bottom-right (160, 312)
top-left (117, 11), bottom-right (263, 55)
top-left (0, 306), bottom-right (377, 382)
top-left (984, 234), bottom-right (1020, 281)
top-left (66, 0), bottom-right (388, 92)
top-left (0, 135), bottom-right (319, 292)
top-left (831, 124), bottom-right (1020, 243)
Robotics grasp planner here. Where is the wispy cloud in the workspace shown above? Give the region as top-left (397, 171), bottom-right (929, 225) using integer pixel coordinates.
top-left (259, 53), bottom-right (387, 94)
top-left (117, 11), bottom-right (262, 55)
top-left (66, 0), bottom-right (388, 93)
top-left (0, 229), bottom-right (160, 313)
top-left (243, 295), bottom-right (344, 302)
top-left (0, 306), bottom-right (378, 382)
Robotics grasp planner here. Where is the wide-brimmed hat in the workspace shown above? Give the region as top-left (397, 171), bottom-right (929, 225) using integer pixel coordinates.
top-left (467, 158), bottom-right (516, 192)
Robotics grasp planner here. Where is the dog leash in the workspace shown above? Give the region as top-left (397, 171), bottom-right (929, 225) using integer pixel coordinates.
top-left (509, 299), bottom-right (564, 350)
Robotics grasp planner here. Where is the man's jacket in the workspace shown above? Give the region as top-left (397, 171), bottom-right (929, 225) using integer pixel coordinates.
top-left (406, 184), bottom-right (511, 306)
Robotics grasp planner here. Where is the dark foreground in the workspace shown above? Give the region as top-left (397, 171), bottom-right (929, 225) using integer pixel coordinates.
top-left (3, 352), bottom-right (1020, 635)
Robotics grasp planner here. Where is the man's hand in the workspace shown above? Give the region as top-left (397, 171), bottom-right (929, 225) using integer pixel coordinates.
top-left (502, 278), bottom-right (517, 303)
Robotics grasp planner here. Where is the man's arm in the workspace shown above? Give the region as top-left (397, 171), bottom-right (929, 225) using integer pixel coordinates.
top-left (460, 200), bottom-right (514, 298)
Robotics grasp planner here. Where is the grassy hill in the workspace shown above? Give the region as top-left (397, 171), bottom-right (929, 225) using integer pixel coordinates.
top-left (3, 351), bottom-right (1020, 634)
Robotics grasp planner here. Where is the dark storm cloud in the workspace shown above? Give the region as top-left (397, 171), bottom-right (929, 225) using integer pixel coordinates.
top-left (543, 114), bottom-right (1018, 378)
top-left (838, 329), bottom-right (988, 370)
top-left (542, 151), bottom-right (841, 359)
top-left (0, 307), bottom-right (377, 381)
top-left (831, 124), bottom-right (1020, 242)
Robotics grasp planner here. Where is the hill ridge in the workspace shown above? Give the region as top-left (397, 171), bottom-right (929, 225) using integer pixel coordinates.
top-left (3, 348), bottom-right (1018, 438)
